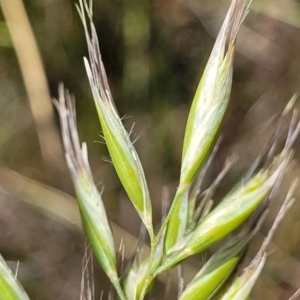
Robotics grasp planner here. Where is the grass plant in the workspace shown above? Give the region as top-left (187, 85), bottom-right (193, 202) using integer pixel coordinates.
top-left (0, 0), bottom-right (299, 299)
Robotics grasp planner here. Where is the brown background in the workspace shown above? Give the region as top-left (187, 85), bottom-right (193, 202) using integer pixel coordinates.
top-left (0, 0), bottom-right (300, 299)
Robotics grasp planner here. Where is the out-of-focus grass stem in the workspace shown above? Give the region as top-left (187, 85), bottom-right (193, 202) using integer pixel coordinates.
top-left (0, 0), bottom-right (63, 174)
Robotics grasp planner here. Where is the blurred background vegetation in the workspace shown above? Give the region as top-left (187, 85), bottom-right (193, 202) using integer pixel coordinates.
top-left (0, 0), bottom-right (300, 299)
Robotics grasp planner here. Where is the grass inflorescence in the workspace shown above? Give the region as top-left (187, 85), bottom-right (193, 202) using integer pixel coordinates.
top-left (0, 0), bottom-right (299, 299)
top-left (55, 0), bottom-right (299, 299)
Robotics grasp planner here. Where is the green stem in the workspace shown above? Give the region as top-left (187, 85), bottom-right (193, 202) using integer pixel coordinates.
top-left (146, 224), bottom-right (154, 241)
top-left (138, 184), bottom-right (188, 300)
top-left (138, 237), bottom-right (156, 300)
top-left (157, 185), bottom-right (187, 243)
top-left (112, 278), bottom-right (127, 300)
top-left (153, 253), bottom-right (184, 278)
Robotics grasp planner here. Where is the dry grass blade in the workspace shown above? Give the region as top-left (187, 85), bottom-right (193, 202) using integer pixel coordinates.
top-left (80, 247), bottom-right (94, 300)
